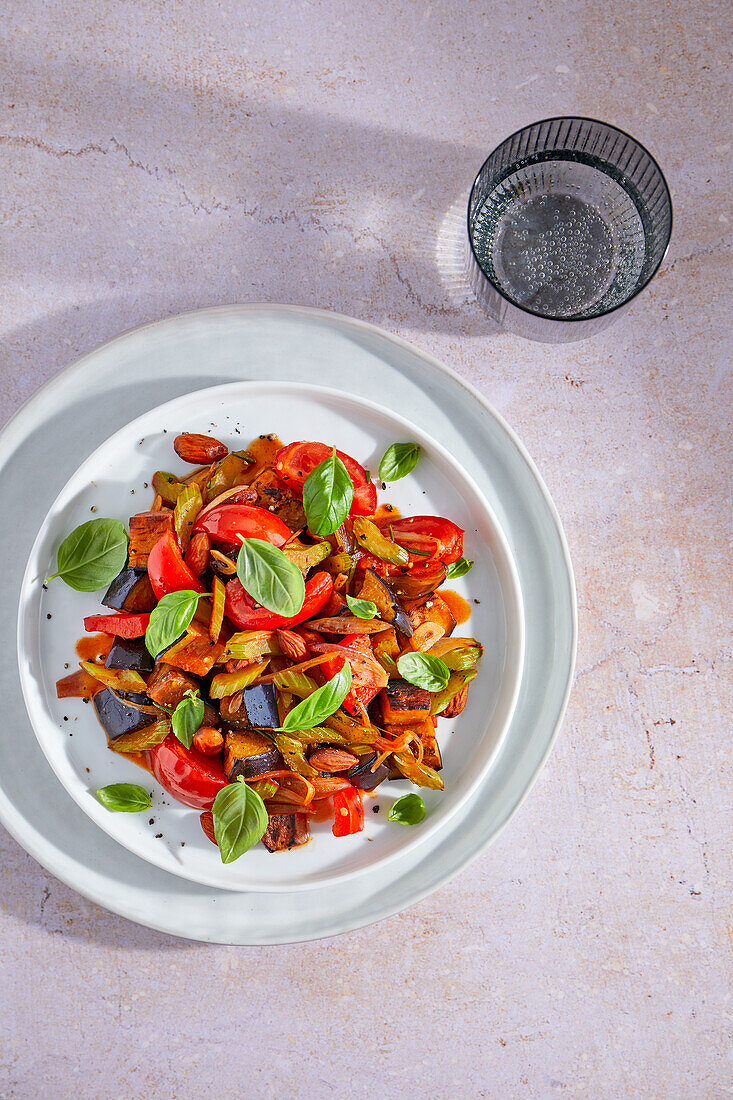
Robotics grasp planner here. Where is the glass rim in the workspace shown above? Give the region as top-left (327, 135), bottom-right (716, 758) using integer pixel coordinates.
top-left (466, 114), bottom-right (674, 325)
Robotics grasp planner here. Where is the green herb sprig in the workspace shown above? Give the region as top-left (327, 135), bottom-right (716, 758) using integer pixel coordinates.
top-left (388, 793), bottom-right (427, 825)
top-left (96, 783), bottom-right (151, 813)
top-left (378, 442), bottom-right (421, 482)
top-left (396, 651), bottom-right (451, 692)
top-left (145, 590), bottom-right (207, 658)
top-left (279, 662), bottom-right (352, 732)
top-left (171, 690), bottom-right (205, 748)
top-left (47, 518), bottom-right (128, 592)
top-left (212, 777), bottom-right (268, 863)
top-left (236, 538), bottom-right (305, 617)
top-left (302, 448), bottom-right (354, 537)
top-left (445, 557), bottom-right (474, 579)
top-left (345, 594), bottom-right (379, 619)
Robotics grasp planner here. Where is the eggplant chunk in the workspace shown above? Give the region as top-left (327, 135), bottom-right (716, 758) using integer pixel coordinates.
top-left (128, 511), bottom-right (174, 568)
top-left (223, 730), bottom-right (281, 781)
top-left (262, 812), bottom-right (310, 852)
top-left (356, 569), bottom-right (413, 638)
top-left (102, 567), bottom-right (156, 613)
top-left (347, 752), bottom-right (391, 790)
top-left (220, 683), bottom-right (279, 729)
top-left (105, 636), bottom-right (154, 673)
top-left (93, 688), bottom-right (153, 740)
top-left (146, 663), bottom-right (198, 709)
top-left (379, 679), bottom-right (431, 725)
top-left (202, 702), bottom-right (221, 729)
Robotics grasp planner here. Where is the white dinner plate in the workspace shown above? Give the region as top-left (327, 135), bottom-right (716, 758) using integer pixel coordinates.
top-left (1, 305), bottom-right (575, 943)
top-left (18, 381), bottom-right (524, 891)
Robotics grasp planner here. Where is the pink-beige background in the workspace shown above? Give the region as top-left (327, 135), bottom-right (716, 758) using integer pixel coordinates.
top-left (1, 2), bottom-right (730, 1097)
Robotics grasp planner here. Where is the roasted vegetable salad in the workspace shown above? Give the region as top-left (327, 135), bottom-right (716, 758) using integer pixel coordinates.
top-left (52, 431), bottom-right (482, 861)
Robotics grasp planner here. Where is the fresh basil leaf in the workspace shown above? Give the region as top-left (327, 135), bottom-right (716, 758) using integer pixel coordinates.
top-left (378, 442), bottom-right (421, 483)
top-left (388, 792), bottom-right (426, 825)
top-left (96, 782), bottom-right (151, 812)
top-left (47, 518), bottom-right (128, 592)
top-left (212, 777), bottom-right (268, 863)
top-left (345, 593), bottom-right (378, 619)
top-left (171, 690), bottom-right (204, 748)
top-left (145, 590), bottom-right (206, 658)
top-left (445, 557), bottom-right (474, 579)
top-left (236, 538), bottom-right (305, 617)
top-left (397, 651), bottom-right (451, 692)
top-left (302, 448), bottom-right (354, 537)
top-left (280, 661), bottom-right (352, 732)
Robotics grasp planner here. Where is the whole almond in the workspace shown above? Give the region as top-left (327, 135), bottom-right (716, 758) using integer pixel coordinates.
top-left (174, 433), bottom-right (228, 464)
top-left (228, 690), bottom-right (244, 713)
top-left (200, 811), bottom-right (218, 845)
top-left (184, 530), bottom-right (210, 576)
top-left (309, 747), bottom-right (360, 772)
top-left (276, 628), bottom-right (308, 661)
top-left (439, 685), bottom-right (468, 719)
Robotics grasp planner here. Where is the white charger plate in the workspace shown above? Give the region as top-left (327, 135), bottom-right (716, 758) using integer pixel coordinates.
top-left (1, 305), bottom-right (575, 942)
top-left (18, 381), bottom-right (524, 891)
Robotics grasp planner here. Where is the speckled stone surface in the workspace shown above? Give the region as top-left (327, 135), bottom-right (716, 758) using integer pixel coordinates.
top-left (1, 2), bottom-right (730, 1097)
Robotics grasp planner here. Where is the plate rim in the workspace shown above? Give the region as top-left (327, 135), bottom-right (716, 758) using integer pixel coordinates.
top-left (0, 304), bottom-right (576, 942)
top-left (17, 377), bottom-right (525, 892)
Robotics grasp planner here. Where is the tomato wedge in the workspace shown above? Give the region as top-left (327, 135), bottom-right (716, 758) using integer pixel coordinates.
top-left (385, 516), bottom-right (463, 564)
top-left (83, 612), bottom-right (151, 638)
top-left (147, 530), bottom-right (206, 600)
top-left (149, 734), bottom-right (228, 809)
top-left (318, 634), bottom-right (388, 717)
top-left (224, 570), bottom-right (333, 631)
top-left (274, 441), bottom-right (377, 516)
top-left (193, 503), bottom-right (292, 547)
top-left (359, 515), bottom-right (464, 575)
top-left (332, 785), bottom-right (364, 836)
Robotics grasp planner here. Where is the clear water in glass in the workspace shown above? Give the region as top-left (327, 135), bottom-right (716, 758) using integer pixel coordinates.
top-left (470, 158), bottom-right (647, 319)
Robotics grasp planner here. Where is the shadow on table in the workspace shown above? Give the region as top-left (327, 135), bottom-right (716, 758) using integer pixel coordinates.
top-left (0, 376), bottom-right (241, 952)
top-left (0, 40), bottom-right (503, 948)
top-left (0, 831), bottom-right (195, 950)
top-left (1, 39), bottom-right (501, 394)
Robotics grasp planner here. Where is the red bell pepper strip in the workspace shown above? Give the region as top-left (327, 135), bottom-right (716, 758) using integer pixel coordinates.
top-left (318, 634), bottom-right (387, 717)
top-left (224, 570), bottom-right (333, 631)
top-left (193, 503), bottom-right (292, 547)
top-left (149, 734), bottom-right (228, 810)
top-left (83, 612), bottom-right (151, 638)
top-left (332, 785), bottom-right (364, 836)
top-left (147, 530), bottom-right (206, 600)
top-left (274, 441), bottom-right (377, 517)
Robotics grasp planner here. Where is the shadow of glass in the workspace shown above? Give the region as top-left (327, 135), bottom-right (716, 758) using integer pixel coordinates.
top-left (1, 34), bottom-right (501, 399)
